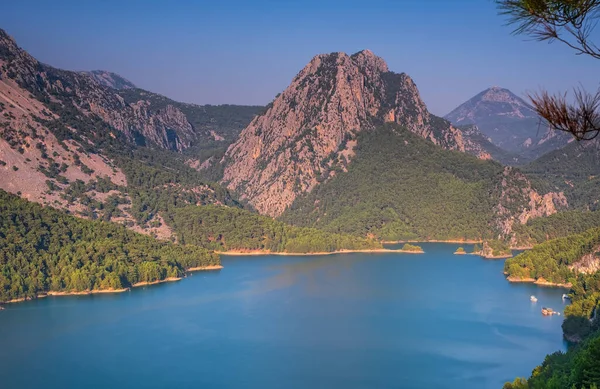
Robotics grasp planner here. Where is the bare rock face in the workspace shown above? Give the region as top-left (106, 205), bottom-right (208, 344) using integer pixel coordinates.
top-left (0, 29), bottom-right (193, 151)
top-left (223, 50), bottom-right (466, 216)
top-left (570, 246), bottom-right (600, 274)
top-left (493, 167), bottom-right (568, 238)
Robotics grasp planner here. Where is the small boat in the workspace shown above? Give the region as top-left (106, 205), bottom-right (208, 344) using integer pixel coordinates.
top-left (562, 294), bottom-right (570, 300)
top-left (530, 295), bottom-right (538, 302)
top-left (541, 307), bottom-right (559, 316)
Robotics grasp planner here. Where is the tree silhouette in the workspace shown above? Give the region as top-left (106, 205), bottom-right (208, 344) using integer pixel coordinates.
top-left (496, 0), bottom-right (600, 141)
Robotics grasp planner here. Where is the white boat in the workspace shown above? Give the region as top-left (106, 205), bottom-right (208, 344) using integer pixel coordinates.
top-left (562, 294), bottom-right (570, 300)
top-left (530, 295), bottom-right (538, 302)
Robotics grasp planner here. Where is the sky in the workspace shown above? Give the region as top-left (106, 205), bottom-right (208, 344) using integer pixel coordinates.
top-left (1, 0), bottom-right (598, 116)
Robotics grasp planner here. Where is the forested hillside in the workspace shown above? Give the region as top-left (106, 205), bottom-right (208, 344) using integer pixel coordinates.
top-left (0, 191), bottom-right (219, 303)
top-left (504, 228), bottom-right (600, 285)
top-left (512, 211), bottom-right (600, 246)
top-left (167, 205), bottom-right (381, 253)
top-left (281, 124), bottom-right (564, 241)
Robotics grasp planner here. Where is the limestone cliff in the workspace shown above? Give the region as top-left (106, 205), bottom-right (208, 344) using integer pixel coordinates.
top-left (569, 246), bottom-right (600, 274)
top-left (223, 50), bottom-right (468, 216)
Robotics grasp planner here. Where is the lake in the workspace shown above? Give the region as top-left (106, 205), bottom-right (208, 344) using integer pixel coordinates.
top-left (0, 243), bottom-right (568, 389)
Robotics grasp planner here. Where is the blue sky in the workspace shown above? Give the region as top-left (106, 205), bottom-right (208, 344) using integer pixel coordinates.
top-left (1, 0), bottom-right (597, 115)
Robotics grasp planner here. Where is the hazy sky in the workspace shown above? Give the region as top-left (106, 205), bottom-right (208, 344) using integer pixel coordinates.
top-left (1, 0), bottom-right (597, 116)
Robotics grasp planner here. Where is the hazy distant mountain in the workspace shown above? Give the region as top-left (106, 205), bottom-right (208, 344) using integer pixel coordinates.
top-left (83, 70), bottom-right (137, 90)
top-left (445, 87), bottom-right (571, 162)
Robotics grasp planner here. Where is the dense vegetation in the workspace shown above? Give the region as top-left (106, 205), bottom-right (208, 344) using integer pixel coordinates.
top-left (513, 211), bottom-right (600, 246)
top-left (0, 191), bottom-right (219, 303)
top-left (281, 124), bottom-right (508, 241)
top-left (401, 243), bottom-right (423, 252)
top-left (483, 239), bottom-right (512, 257)
top-left (166, 205), bottom-right (381, 253)
top-left (114, 148), bottom-right (240, 227)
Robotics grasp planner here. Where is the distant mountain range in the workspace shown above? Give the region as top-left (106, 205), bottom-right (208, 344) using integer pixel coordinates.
top-left (445, 86), bottom-right (572, 163)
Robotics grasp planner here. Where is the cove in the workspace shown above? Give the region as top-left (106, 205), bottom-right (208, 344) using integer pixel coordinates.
top-left (0, 243), bottom-right (567, 389)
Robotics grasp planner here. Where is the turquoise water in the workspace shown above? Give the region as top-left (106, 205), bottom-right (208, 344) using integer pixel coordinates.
top-left (0, 243), bottom-right (568, 389)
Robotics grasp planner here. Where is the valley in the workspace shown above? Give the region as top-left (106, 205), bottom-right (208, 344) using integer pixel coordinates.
top-left (0, 13), bottom-right (599, 389)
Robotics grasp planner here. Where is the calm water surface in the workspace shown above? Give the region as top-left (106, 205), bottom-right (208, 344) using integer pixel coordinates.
top-left (0, 243), bottom-right (568, 389)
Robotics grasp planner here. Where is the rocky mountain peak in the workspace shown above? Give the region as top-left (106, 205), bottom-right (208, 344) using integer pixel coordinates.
top-left (480, 87), bottom-right (532, 110)
top-left (222, 50), bottom-right (466, 216)
top-left (0, 29), bottom-right (19, 58)
top-left (350, 49), bottom-right (389, 74)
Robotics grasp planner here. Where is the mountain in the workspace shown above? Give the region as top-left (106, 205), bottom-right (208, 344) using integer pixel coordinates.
top-left (222, 50), bottom-right (474, 216)
top-left (83, 70), bottom-right (136, 90)
top-left (0, 29), bottom-right (259, 153)
top-left (0, 29), bottom-right (194, 151)
top-left (445, 86), bottom-right (572, 161)
top-left (117, 88), bottom-right (262, 165)
top-left (280, 123), bottom-right (567, 241)
top-left (0, 28), bottom-right (377, 256)
top-left (0, 28), bottom-right (247, 238)
top-left (0, 28), bottom-right (583, 246)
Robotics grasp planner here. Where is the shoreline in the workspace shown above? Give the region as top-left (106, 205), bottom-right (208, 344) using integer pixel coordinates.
top-left (1, 265), bottom-right (223, 305)
top-left (481, 254), bottom-right (513, 259)
top-left (382, 239), bottom-right (482, 244)
top-left (186, 265), bottom-right (224, 272)
top-left (381, 240), bottom-right (532, 251)
top-left (506, 276), bottom-right (572, 288)
top-left (3, 288), bottom-right (130, 304)
top-left (132, 277), bottom-right (182, 288)
top-left (217, 248), bottom-right (424, 256)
